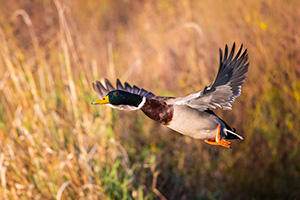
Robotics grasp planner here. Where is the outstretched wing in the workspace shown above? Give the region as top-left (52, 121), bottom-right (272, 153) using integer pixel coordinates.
top-left (92, 78), bottom-right (156, 110)
top-left (175, 43), bottom-right (249, 111)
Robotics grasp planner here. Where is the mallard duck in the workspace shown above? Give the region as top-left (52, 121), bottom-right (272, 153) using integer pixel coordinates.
top-left (91, 43), bottom-right (249, 148)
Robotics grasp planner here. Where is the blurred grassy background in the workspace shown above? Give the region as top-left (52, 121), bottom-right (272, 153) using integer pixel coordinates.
top-left (0, 0), bottom-right (300, 199)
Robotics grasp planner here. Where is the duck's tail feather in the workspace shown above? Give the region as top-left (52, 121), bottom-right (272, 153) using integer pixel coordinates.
top-left (205, 109), bottom-right (244, 140)
top-left (225, 128), bottom-right (244, 140)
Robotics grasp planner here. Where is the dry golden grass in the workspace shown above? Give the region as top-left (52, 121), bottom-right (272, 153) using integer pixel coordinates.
top-left (0, 0), bottom-right (300, 199)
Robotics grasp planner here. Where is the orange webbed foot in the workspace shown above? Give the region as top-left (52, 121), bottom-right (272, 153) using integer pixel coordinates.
top-left (204, 124), bottom-right (231, 148)
top-left (204, 138), bottom-right (231, 148)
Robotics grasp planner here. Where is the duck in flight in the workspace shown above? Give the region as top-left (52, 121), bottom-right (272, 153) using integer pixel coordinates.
top-left (91, 43), bottom-right (249, 148)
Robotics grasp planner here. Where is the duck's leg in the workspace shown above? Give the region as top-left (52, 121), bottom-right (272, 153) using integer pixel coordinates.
top-left (204, 124), bottom-right (231, 148)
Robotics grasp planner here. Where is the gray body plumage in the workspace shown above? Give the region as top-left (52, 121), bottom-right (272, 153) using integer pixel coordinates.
top-left (167, 104), bottom-right (226, 139)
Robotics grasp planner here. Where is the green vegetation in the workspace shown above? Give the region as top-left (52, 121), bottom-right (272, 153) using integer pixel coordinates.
top-left (0, 0), bottom-right (300, 199)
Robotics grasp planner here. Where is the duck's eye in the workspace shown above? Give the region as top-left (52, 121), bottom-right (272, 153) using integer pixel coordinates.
top-left (114, 92), bottom-right (119, 96)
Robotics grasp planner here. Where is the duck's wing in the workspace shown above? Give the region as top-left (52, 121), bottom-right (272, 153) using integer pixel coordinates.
top-left (174, 43), bottom-right (249, 111)
top-left (93, 78), bottom-right (156, 110)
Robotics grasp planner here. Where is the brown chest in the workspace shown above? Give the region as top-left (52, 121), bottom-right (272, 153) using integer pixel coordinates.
top-left (140, 99), bottom-right (174, 125)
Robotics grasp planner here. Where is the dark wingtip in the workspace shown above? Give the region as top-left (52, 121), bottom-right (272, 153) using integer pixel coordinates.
top-left (116, 78), bottom-right (124, 90)
top-left (219, 48), bottom-right (223, 62)
top-left (227, 43), bottom-right (236, 62)
top-left (105, 78), bottom-right (115, 91)
top-left (224, 44), bottom-right (229, 60)
top-left (232, 42), bottom-right (236, 51)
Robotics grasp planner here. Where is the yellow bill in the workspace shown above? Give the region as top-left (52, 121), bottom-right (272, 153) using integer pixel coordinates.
top-left (91, 95), bottom-right (110, 105)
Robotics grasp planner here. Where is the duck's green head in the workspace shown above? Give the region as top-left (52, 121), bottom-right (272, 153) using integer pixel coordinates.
top-left (91, 90), bottom-right (144, 107)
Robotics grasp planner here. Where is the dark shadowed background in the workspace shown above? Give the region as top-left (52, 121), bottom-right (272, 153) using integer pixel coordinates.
top-left (0, 0), bottom-right (300, 199)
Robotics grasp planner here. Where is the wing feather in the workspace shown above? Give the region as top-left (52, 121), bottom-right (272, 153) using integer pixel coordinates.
top-left (116, 79), bottom-right (124, 90)
top-left (124, 82), bottom-right (132, 92)
top-left (105, 78), bottom-right (115, 91)
top-left (175, 43), bottom-right (249, 111)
